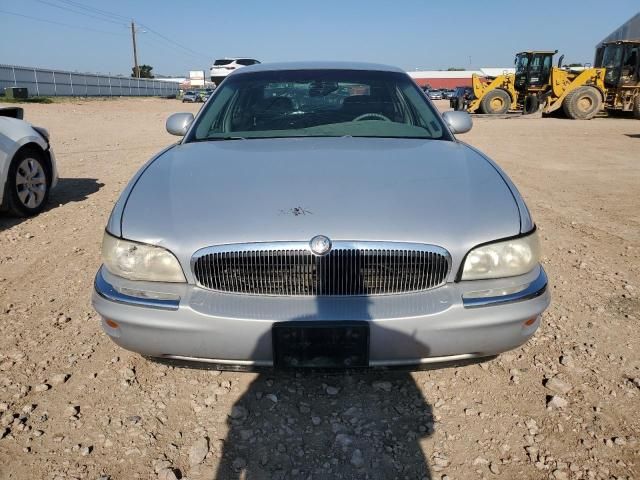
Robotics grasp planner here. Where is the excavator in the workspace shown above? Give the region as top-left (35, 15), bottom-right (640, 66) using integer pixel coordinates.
top-left (595, 40), bottom-right (640, 119)
top-left (462, 50), bottom-right (607, 120)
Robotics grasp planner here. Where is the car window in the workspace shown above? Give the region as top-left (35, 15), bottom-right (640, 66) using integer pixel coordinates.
top-left (236, 59), bottom-right (257, 66)
top-left (214, 59), bottom-right (234, 66)
top-left (190, 69), bottom-right (448, 141)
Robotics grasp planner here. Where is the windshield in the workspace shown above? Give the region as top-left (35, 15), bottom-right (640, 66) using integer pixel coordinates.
top-left (601, 45), bottom-right (623, 86)
top-left (515, 54), bottom-right (529, 74)
top-left (188, 69), bottom-right (448, 141)
top-left (601, 43), bottom-right (639, 87)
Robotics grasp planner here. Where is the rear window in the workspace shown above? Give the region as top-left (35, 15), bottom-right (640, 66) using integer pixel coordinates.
top-left (214, 59), bottom-right (234, 66)
top-left (236, 59), bottom-right (258, 66)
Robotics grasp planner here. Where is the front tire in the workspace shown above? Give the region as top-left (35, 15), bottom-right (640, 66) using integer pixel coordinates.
top-left (4, 147), bottom-right (50, 217)
top-left (480, 89), bottom-right (511, 115)
top-left (562, 86), bottom-right (602, 120)
top-left (523, 95), bottom-right (540, 115)
top-left (633, 95), bottom-right (640, 120)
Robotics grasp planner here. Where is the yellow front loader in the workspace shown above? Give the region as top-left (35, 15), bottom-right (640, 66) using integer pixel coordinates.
top-left (524, 64), bottom-right (606, 120)
top-left (466, 72), bottom-right (518, 114)
top-left (466, 50), bottom-right (606, 119)
top-left (595, 40), bottom-right (640, 119)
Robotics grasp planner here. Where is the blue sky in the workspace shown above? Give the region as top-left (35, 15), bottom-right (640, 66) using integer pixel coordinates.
top-left (0, 0), bottom-right (637, 76)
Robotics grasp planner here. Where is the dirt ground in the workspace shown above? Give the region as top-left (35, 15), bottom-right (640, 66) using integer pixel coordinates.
top-left (0, 98), bottom-right (639, 480)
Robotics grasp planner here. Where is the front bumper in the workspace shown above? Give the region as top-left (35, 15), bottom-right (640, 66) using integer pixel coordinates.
top-left (49, 148), bottom-right (59, 188)
top-left (92, 265), bottom-right (550, 368)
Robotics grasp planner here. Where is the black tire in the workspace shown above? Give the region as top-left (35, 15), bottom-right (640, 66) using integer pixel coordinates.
top-left (479, 89), bottom-right (511, 115)
top-left (633, 95), bottom-right (640, 120)
top-left (562, 86), bottom-right (602, 120)
top-left (523, 95), bottom-right (540, 115)
top-left (455, 96), bottom-right (465, 111)
top-left (4, 147), bottom-right (51, 217)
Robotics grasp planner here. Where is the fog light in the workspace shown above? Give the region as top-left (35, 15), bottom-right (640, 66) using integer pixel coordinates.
top-left (105, 319), bottom-right (119, 329)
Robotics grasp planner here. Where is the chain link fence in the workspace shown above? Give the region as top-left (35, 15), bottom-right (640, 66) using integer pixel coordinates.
top-left (0, 64), bottom-right (180, 97)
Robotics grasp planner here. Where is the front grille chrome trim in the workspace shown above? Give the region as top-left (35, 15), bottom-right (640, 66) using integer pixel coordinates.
top-left (191, 241), bottom-right (451, 296)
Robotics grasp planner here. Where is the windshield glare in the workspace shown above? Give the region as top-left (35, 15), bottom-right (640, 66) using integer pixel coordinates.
top-left (189, 69), bottom-right (448, 141)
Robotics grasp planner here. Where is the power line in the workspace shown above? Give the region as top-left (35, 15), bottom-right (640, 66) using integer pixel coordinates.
top-left (0, 9), bottom-right (125, 36)
top-left (137, 22), bottom-right (210, 61)
top-left (137, 35), bottom-right (208, 63)
top-left (54, 0), bottom-right (130, 22)
top-left (47, 0), bottom-right (210, 61)
top-left (6, 0), bottom-right (211, 67)
top-left (31, 0), bottom-right (128, 26)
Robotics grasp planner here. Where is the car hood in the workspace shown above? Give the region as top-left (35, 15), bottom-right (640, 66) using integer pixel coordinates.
top-left (121, 137), bottom-right (521, 280)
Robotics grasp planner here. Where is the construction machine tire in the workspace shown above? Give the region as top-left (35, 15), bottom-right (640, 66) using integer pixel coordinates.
top-left (523, 95), bottom-right (540, 115)
top-left (633, 95), bottom-right (640, 120)
top-left (455, 96), bottom-right (465, 111)
top-left (479, 89), bottom-right (511, 115)
top-left (562, 86), bottom-right (602, 120)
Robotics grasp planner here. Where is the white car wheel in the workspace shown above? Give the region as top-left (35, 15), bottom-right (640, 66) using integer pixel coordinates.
top-left (5, 148), bottom-right (50, 217)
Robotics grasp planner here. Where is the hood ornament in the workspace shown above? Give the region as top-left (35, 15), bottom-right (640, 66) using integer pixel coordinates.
top-left (309, 235), bottom-right (332, 256)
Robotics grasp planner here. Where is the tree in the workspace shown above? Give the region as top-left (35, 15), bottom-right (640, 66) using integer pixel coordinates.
top-left (131, 64), bottom-right (154, 78)
top-left (447, 67), bottom-right (465, 71)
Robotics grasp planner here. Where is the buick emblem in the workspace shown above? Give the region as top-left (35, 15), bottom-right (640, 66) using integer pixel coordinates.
top-left (309, 235), bottom-right (332, 256)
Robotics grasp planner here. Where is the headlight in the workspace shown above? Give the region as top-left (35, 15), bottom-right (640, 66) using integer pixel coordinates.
top-left (461, 231), bottom-right (540, 280)
top-left (101, 232), bottom-right (185, 282)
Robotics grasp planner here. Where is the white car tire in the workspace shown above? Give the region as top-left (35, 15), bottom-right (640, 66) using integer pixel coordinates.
top-left (4, 147), bottom-right (51, 217)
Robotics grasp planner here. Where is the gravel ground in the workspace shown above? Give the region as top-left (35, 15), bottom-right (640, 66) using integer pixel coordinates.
top-left (0, 98), bottom-right (639, 480)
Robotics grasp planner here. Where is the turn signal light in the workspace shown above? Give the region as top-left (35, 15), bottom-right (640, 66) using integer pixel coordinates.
top-left (523, 317), bottom-right (537, 327)
top-left (105, 319), bottom-right (119, 329)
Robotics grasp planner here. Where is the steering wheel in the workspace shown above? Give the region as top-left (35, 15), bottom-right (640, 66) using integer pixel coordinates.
top-left (353, 112), bottom-right (391, 122)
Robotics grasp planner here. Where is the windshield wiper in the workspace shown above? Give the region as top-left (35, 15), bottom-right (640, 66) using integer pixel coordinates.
top-left (193, 136), bottom-right (246, 142)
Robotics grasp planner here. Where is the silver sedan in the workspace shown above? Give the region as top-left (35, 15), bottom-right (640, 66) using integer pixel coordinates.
top-left (0, 107), bottom-right (58, 216)
top-left (92, 62), bottom-right (550, 369)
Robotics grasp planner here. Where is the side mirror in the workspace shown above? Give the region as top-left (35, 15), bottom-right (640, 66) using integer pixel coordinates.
top-left (442, 111), bottom-right (472, 134)
top-left (166, 112), bottom-right (194, 136)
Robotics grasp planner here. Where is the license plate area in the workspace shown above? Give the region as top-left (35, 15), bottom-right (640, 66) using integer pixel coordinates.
top-left (273, 321), bottom-right (369, 368)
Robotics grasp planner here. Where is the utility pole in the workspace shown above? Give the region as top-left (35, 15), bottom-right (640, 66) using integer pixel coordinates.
top-left (131, 20), bottom-right (139, 78)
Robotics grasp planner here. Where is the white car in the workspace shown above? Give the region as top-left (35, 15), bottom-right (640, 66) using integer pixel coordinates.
top-left (209, 58), bottom-right (260, 85)
top-left (0, 107), bottom-right (58, 216)
top-left (182, 91), bottom-right (200, 103)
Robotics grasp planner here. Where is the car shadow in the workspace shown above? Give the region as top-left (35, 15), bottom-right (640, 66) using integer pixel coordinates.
top-left (213, 262), bottom-right (436, 479)
top-left (214, 365), bottom-right (434, 479)
top-left (0, 177), bottom-right (103, 230)
top-left (624, 133), bottom-right (640, 138)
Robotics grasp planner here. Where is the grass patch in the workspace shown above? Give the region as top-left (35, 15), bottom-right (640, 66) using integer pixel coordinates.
top-left (0, 96), bottom-right (55, 104)
top-left (0, 95), bottom-right (178, 104)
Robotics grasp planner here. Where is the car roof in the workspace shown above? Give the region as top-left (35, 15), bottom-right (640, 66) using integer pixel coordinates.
top-left (230, 61), bottom-right (406, 76)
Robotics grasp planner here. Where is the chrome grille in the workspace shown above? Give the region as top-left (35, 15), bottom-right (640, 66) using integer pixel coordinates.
top-left (192, 241), bottom-right (450, 296)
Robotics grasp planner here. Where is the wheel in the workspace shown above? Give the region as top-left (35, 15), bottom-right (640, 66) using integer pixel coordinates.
top-left (4, 147), bottom-right (50, 217)
top-left (562, 86), bottom-right (602, 120)
top-left (633, 95), bottom-right (640, 120)
top-left (455, 96), bottom-right (466, 111)
top-left (523, 95), bottom-right (540, 115)
top-left (479, 89), bottom-right (511, 115)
